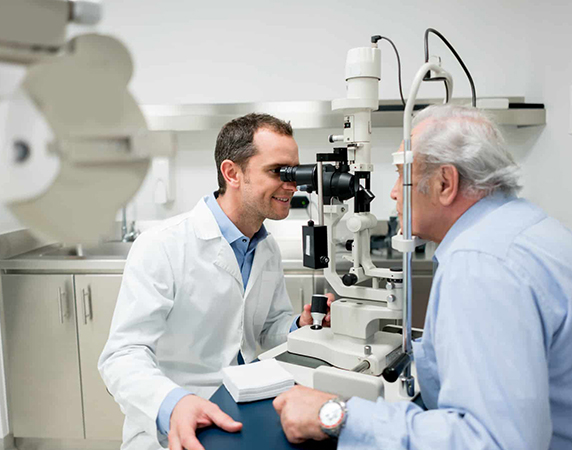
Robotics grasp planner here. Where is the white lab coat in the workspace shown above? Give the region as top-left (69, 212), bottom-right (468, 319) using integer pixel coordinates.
top-left (98, 198), bottom-right (294, 449)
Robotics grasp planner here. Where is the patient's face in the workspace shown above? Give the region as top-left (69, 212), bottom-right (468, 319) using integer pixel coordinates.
top-left (390, 124), bottom-right (442, 242)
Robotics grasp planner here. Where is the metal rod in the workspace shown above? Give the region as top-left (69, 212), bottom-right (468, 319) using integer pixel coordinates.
top-left (402, 138), bottom-right (413, 357)
top-left (351, 360), bottom-right (370, 373)
top-left (396, 61), bottom-right (452, 398)
top-left (399, 139), bottom-right (414, 398)
top-left (400, 370), bottom-right (416, 397)
top-left (403, 252), bottom-right (412, 354)
top-left (316, 161), bottom-right (325, 226)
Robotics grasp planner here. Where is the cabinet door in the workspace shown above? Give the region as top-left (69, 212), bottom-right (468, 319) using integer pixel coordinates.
top-left (2, 274), bottom-right (84, 439)
top-left (283, 272), bottom-right (314, 314)
top-left (75, 274), bottom-right (124, 440)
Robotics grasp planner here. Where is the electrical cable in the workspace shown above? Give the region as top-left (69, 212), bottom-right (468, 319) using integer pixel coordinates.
top-left (371, 35), bottom-right (406, 106)
top-left (423, 28), bottom-right (477, 107)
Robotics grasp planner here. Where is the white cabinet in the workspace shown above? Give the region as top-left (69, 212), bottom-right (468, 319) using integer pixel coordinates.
top-left (75, 275), bottom-right (124, 440)
top-left (2, 274), bottom-right (84, 439)
top-left (1, 274), bottom-right (124, 441)
top-left (283, 272), bottom-right (314, 314)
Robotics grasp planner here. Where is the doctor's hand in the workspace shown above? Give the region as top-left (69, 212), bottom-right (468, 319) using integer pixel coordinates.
top-left (169, 394), bottom-right (242, 450)
top-left (298, 293), bottom-right (335, 328)
top-left (273, 385), bottom-right (336, 444)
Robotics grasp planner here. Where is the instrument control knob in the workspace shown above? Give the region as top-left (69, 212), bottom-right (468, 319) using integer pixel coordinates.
top-left (319, 256), bottom-right (330, 264)
top-left (342, 273), bottom-right (358, 286)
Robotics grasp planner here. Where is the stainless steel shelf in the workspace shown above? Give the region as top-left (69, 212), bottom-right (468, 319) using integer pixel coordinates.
top-left (141, 97), bottom-right (545, 132)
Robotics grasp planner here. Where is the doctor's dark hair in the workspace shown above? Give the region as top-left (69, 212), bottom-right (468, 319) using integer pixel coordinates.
top-left (411, 104), bottom-right (522, 197)
top-left (215, 113), bottom-right (293, 195)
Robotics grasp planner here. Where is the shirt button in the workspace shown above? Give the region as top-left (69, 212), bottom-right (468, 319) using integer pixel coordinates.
top-left (242, 239), bottom-right (247, 243)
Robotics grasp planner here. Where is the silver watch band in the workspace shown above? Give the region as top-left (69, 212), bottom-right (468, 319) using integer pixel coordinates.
top-left (319, 397), bottom-right (348, 439)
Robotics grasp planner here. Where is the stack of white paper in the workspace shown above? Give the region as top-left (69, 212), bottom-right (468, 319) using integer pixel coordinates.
top-left (222, 359), bottom-right (295, 403)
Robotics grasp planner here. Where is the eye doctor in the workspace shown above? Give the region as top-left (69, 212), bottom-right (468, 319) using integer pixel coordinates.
top-left (99, 113), bottom-right (333, 450)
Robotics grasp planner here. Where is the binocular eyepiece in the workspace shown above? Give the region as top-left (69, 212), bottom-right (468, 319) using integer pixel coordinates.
top-left (278, 164), bottom-right (355, 201)
top-left (277, 165), bottom-right (302, 184)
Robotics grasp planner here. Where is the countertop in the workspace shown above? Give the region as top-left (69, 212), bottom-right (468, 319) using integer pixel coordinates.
top-left (0, 242), bottom-right (435, 274)
top-left (0, 243), bottom-right (132, 273)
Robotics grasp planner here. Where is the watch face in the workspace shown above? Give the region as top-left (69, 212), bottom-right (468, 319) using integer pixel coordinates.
top-left (320, 401), bottom-right (343, 428)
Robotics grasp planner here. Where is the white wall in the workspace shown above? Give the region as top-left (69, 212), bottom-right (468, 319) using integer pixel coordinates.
top-left (517, 2), bottom-right (572, 225)
top-left (3, 0), bottom-right (570, 233)
top-left (1, 0), bottom-right (571, 439)
top-left (0, 206), bottom-right (22, 236)
top-left (96, 0), bottom-right (534, 104)
top-left (92, 0), bottom-right (562, 227)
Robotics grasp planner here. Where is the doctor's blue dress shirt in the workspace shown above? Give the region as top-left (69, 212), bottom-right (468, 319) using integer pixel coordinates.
top-left (338, 193), bottom-right (572, 449)
top-left (156, 193), bottom-right (300, 435)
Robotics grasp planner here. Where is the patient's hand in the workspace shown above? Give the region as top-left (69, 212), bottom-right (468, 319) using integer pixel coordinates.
top-left (273, 385), bottom-right (335, 443)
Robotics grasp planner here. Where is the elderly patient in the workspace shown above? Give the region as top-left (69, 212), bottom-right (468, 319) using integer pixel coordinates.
top-left (273, 104), bottom-right (572, 450)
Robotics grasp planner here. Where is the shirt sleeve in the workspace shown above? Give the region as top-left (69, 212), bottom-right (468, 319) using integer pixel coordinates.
top-left (156, 388), bottom-right (193, 435)
top-left (338, 251), bottom-right (552, 450)
top-left (289, 314), bottom-right (301, 332)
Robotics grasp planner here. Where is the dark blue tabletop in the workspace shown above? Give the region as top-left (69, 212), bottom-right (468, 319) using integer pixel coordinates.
top-left (197, 386), bottom-right (337, 450)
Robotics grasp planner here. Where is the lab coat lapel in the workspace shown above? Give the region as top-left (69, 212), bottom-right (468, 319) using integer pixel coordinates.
top-left (194, 198), bottom-right (243, 288)
top-left (213, 242), bottom-right (243, 288)
top-left (244, 237), bottom-right (273, 298)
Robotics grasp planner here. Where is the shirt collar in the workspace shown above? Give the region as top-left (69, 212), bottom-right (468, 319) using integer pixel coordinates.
top-left (249, 222), bottom-right (269, 249)
top-left (204, 192), bottom-right (268, 246)
top-left (434, 191), bottom-right (516, 263)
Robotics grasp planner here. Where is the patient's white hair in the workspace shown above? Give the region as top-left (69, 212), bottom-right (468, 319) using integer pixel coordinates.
top-left (411, 104), bottom-right (522, 197)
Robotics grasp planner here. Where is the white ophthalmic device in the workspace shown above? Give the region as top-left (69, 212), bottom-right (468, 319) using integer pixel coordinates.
top-left (277, 33), bottom-right (456, 401)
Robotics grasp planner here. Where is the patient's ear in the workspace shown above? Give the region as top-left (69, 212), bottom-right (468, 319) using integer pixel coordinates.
top-left (437, 165), bottom-right (459, 206)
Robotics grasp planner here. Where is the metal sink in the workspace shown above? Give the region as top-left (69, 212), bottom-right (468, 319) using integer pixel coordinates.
top-left (23, 242), bottom-right (133, 260)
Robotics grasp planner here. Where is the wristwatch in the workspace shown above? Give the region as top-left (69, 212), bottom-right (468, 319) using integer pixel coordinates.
top-left (319, 397), bottom-right (347, 439)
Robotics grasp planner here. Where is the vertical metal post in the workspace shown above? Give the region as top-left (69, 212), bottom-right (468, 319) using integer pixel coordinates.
top-left (400, 138), bottom-right (415, 398)
top-left (316, 161), bottom-right (325, 226)
top-left (396, 59), bottom-right (452, 398)
top-left (402, 139), bottom-right (412, 355)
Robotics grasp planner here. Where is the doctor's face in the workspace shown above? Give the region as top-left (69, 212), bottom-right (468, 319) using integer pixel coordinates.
top-left (240, 127), bottom-right (299, 221)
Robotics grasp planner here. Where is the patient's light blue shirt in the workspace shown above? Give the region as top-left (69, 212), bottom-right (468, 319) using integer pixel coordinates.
top-left (156, 193), bottom-right (299, 435)
top-left (339, 193), bottom-right (572, 449)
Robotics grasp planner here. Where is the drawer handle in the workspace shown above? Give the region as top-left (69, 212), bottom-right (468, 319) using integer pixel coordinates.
top-left (57, 287), bottom-right (66, 324)
top-left (81, 288), bottom-right (92, 324)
